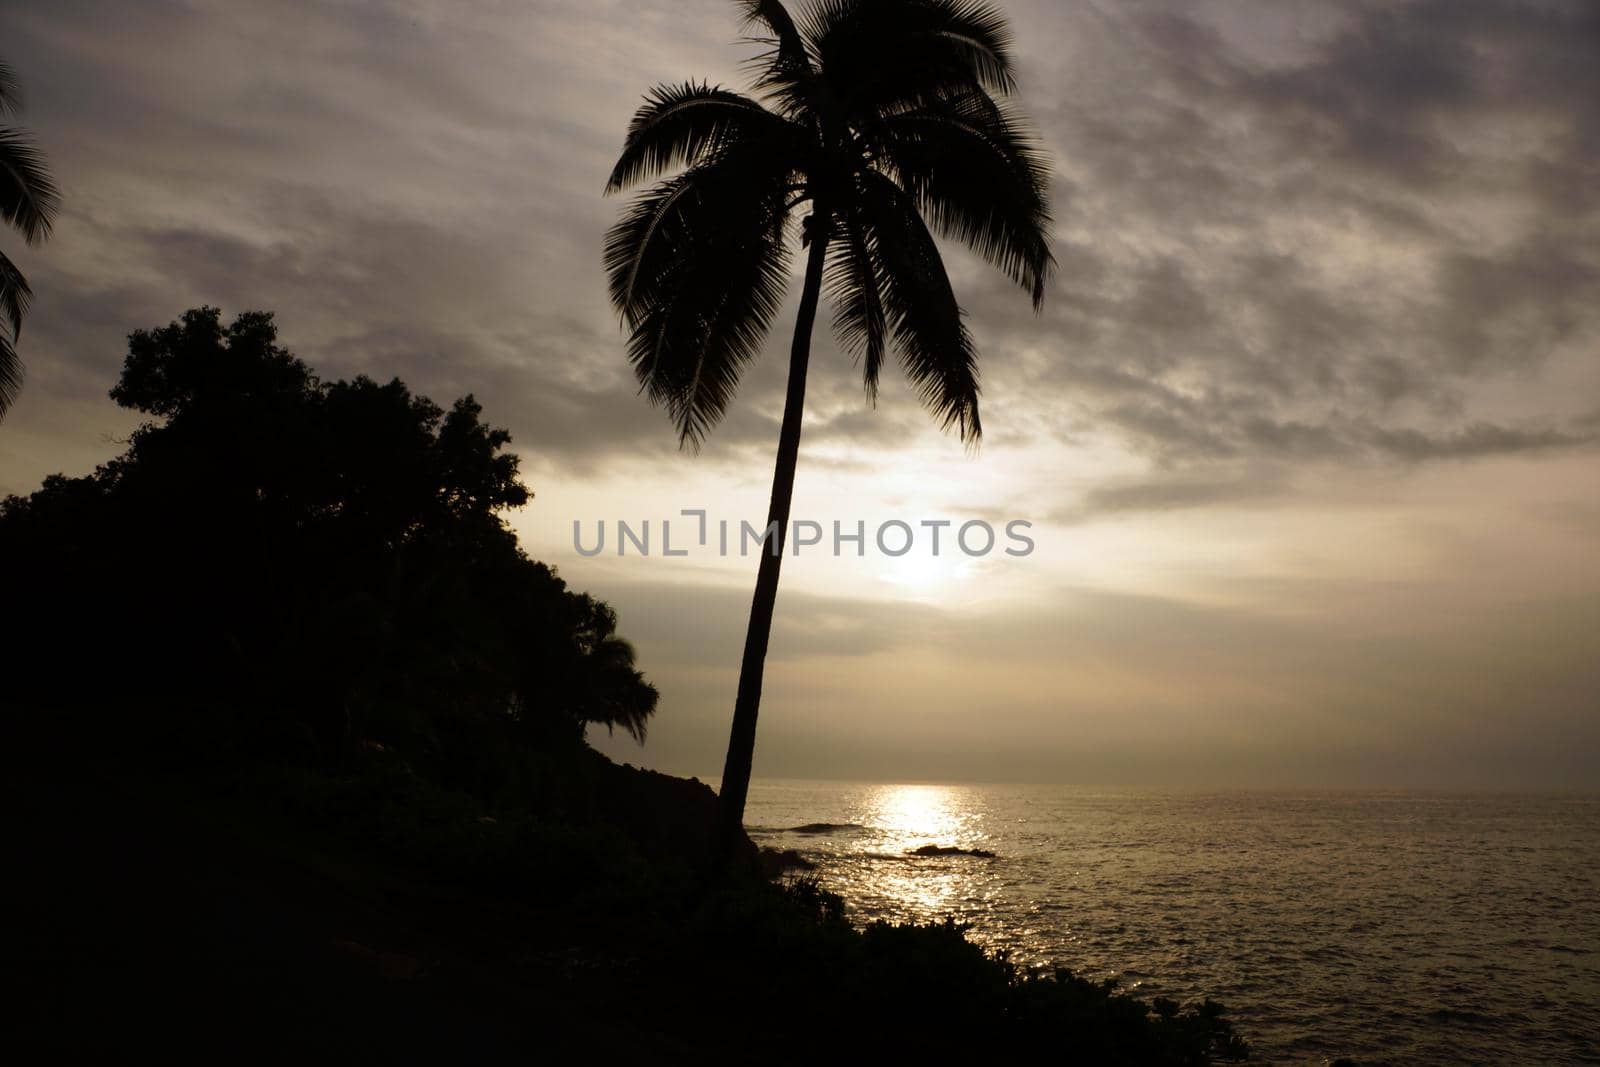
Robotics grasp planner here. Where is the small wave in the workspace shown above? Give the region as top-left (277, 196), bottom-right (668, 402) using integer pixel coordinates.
top-left (1426, 1008), bottom-right (1497, 1028)
top-left (786, 822), bottom-right (866, 834)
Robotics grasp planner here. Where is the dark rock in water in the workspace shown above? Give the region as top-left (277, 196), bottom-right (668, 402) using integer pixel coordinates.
top-left (759, 847), bottom-right (817, 877)
top-left (787, 822), bottom-right (863, 834)
top-left (907, 844), bottom-right (996, 859)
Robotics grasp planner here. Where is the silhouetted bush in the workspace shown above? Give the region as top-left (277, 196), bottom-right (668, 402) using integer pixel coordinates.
top-left (1, 307), bottom-right (656, 781)
top-left (646, 880), bottom-right (1250, 1063)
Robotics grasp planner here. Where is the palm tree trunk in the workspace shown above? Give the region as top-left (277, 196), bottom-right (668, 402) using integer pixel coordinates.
top-left (717, 219), bottom-right (832, 857)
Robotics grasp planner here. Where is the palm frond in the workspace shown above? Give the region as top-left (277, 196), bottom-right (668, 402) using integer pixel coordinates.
top-left (605, 82), bottom-right (791, 194)
top-left (586, 635), bottom-right (656, 743)
top-left (0, 61), bottom-right (20, 116)
top-left (605, 172), bottom-right (700, 324)
top-left (0, 128), bottom-right (61, 245)
top-left (605, 130), bottom-right (796, 323)
top-left (736, 0), bottom-right (816, 116)
top-left (0, 248), bottom-right (32, 338)
top-left (807, 0), bottom-right (1019, 119)
top-left (892, 0), bottom-right (1016, 95)
top-left (825, 205), bottom-right (887, 401)
top-left (0, 328), bottom-right (20, 418)
top-left (859, 169), bottom-right (981, 444)
top-left (605, 151), bottom-right (794, 447)
top-left (879, 86), bottom-right (1054, 307)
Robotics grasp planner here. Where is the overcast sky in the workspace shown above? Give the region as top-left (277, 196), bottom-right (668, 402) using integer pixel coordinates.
top-left (4, 0), bottom-right (1596, 787)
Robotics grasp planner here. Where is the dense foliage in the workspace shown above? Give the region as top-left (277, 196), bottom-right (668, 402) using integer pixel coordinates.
top-left (659, 881), bottom-right (1251, 1064)
top-left (0, 307), bottom-right (657, 778)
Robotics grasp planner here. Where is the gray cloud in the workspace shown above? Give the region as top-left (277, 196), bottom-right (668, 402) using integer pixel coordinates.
top-left (964, 0), bottom-right (1600, 478)
top-left (4, 0), bottom-right (1596, 501)
top-left (1367, 421), bottom-right (1595, 462)
top-left (1057, 467), bottom-right (1290, 522)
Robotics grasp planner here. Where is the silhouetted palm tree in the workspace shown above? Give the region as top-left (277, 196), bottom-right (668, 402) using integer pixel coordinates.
top-left (604, 0), bottom-right (1053, 848)
top-left (0, 59), bottom-right (60, 418)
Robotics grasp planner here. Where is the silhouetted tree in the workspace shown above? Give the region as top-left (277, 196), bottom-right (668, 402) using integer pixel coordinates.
top-left (0, 308), bottom-right (657, 771)
top-left (604, 0), bottom-right (1053, 847)
top-left (0, 59), bottom-right (60, 417)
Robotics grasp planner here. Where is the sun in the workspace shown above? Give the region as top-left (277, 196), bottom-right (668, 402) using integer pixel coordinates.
top-left (876, 550), bottom-right (968, 593)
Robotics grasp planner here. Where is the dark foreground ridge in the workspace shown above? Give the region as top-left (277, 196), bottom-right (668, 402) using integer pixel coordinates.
top-left (5, 713), bottom-right (1247, 1063)
top-left (1, 309), bottom-right (1249, 1063)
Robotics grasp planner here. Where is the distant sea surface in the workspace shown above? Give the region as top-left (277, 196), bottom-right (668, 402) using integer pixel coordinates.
top-left (742, 782), bottom-right (1600, 1065)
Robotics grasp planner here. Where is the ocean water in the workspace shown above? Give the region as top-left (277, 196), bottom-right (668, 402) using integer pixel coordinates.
top-left (742, 781), bottom-right (1600, 1065)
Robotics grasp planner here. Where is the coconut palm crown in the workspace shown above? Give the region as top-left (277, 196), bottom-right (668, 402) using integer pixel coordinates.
top-left (604, 0), bottom-right (1053, 842)
top-left (0, 59), bottom-right (61, 418)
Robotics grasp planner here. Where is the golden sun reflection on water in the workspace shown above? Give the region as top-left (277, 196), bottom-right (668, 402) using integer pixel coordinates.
top-left (868, 784), bottom-right (969, 844)
top-left (859, 784), bottom-right (991, 917)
